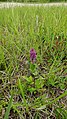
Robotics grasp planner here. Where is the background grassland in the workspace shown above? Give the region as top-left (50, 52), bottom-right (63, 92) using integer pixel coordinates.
top-left (0, 6), bottom-right (67, 119)
top-left (0, 0), bottom-right (67, 3)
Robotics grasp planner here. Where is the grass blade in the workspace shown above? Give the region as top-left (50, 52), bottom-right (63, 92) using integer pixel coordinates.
top-left (18, 78), bottom-right (28, 112)
top-left (37, 90), bottom-right (67, 110)
top-left (4, 94), bottom-right (13, 119)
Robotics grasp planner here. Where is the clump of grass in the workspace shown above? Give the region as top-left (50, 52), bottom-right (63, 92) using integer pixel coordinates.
top-left (0, 6), bottom-right (67, 119)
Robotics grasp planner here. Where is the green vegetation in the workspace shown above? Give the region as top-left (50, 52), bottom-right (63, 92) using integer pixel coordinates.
top-left (0, 0), bottom-right (67, 3)
top-left (0, 6), bottom-right (67, 119)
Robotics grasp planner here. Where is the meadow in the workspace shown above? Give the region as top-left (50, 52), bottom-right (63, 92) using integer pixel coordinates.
top-left (0, 0), bottom-right (67, 3)
top-left (0, 6), bottom-right (67, 119)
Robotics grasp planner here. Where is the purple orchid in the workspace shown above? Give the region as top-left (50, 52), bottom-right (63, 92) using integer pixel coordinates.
top-left (30, 48), bottom-right (37, 63)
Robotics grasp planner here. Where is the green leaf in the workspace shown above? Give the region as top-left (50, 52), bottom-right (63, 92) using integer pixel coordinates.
top-left (4, 94), bottom-right (13, 119)
top-left (30, 63), bottom-right (36, 73)
top-left (25, 76), bottom-right (33, 83)
top-left (28, 87), bottom-right (36, 93)
top-left (18, 78), bottom-right (28, 112)
top-left (35, 76), bottom-right (44, 89)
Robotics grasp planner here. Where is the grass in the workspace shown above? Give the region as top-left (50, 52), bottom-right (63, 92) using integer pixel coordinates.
top-left (0, 6), bottom-right (67, 119)
top-left (4, 93), bottom-right (13, 119)
top-left (0, 0), bottom-right (67, 3)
